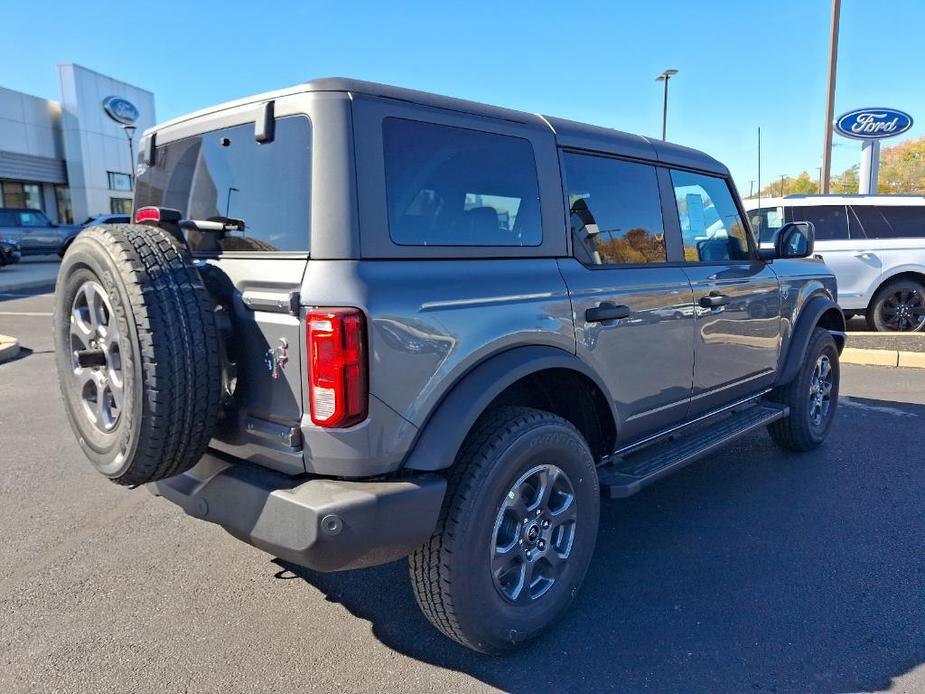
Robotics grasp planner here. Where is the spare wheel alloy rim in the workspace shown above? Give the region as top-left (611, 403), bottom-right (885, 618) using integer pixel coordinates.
top-left (69, 280), bottom-right (124, 432)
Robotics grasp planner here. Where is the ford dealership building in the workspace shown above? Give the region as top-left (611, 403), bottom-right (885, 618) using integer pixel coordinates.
top-left (0, 64), bottom-right (155, 224)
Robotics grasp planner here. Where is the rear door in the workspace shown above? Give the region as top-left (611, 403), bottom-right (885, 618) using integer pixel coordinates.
top-left (134, 107), bottom-right (312, 474)
top-left (789, 204), bottom-right (881, 311)
top-left (668, 169), bottom-right (782, 415)
top-left (851, 204), bottom-right (925, 295)
top-left (557, 151), bottom-right (694, 441)
top-left (18, 210), bottom-right (59, 253)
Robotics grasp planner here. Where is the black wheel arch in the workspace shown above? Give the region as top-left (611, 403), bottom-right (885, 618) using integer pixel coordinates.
top-left (776, 295), bottom-right (846, 387)
top-left (402, 346), bottom-right (618, 472)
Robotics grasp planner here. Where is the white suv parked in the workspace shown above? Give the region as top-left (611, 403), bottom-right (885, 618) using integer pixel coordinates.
top-left (745, 195), bottom-right (925, 332)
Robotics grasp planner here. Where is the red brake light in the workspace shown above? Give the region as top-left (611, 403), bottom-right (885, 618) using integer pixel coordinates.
top-left (307, 308), bottom-right (367, 428)
top-left (134, 206), bottom-right (161, 223)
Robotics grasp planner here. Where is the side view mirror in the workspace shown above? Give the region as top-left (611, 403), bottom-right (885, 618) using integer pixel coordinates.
top-left (758, 221), bottom-right (815, 260)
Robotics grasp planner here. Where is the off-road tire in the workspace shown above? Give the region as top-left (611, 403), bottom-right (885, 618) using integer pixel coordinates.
top-left (54, 224), bottom-right (223, 485)
top-left (767, 327), bottom-right (839, 452)
top-left (409, 406), bottom-right (600, 654)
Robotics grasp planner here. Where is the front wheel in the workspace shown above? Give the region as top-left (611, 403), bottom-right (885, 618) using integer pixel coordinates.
top-left (768, 327), bottom-right (840, 452)
top-left (409, 406), bottom-right (600, 654)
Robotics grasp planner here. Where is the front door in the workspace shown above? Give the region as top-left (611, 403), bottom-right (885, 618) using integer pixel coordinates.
top-left (558, 151), bottom-right (694, 441)
top-left (667, 169), bottom-right (782, 415)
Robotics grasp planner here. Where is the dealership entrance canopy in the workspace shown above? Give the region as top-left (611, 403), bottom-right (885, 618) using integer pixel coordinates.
top-left (0, 64), bottom-right (155, 223)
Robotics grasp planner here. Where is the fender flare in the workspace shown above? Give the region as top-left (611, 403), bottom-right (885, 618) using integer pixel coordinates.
top-left (776, 295), bottom-right (846, 386)
top-left (402, 345), bottom-right (617, 472)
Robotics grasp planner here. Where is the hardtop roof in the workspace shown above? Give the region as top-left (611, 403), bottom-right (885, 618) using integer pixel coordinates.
top-left (149, 77), bottom-right (728, 175)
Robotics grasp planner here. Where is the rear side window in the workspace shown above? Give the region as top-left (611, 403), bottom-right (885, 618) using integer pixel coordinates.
top-left (873, 206), bottom-right (925, 238)
top-left (562, 152), bottom-right (666, 265)
top-left (382, 118), bottom-right (542, 247)
top-left (135, 116), bottom-right (311, 252)
top-left (788, 205), bottom-right (850, 241)
top-left (0, 211), bottom-right (19, 226)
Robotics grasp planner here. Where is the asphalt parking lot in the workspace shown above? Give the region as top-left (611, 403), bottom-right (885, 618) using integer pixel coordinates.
top-left (1, 288), bottom-right (923, 694)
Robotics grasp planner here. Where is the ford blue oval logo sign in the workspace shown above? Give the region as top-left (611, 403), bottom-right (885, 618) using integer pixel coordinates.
top-left (835, 107), bottom-right (913, 140)
top-left (102, 96), bottom-right (139, 125)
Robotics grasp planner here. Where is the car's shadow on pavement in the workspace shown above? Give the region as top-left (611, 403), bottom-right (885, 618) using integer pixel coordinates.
top-left (277, 397), bottom-right (925, 693)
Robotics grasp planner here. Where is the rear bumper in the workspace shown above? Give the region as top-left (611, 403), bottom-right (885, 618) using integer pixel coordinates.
top-left (149, 453), bottom-right (446, 572)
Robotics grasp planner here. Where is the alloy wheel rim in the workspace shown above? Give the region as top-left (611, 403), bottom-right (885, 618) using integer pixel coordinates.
top-left (69, 281), bottom-right (124, 432)
top-left (490, 464), bottom-right (577, 604)
top-left (808, 354), bottom-right (834, 428)
top-left (880, 289), bottom-right (925, 332)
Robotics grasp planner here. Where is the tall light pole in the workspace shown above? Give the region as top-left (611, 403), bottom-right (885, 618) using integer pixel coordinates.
top-left (656, 69), bottom-right (679, 141)
top-left (121, 124), bottom-right (136, 190)
top-left (225, 187), bottom-right (240, 216)
top-left (820, 0), bottom-right (841, 193)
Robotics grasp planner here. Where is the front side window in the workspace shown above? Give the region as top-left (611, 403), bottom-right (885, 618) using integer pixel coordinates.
top-left (789, 205), bottom-right (850, 241)
top-left (562, 152), bottom-right (666, 265)
top-left (135, 116), bottom-right (311, 253)
top-left (747, 206), bottom-right (785, 244)
top-left (382, 118), bottom-right (542, 247)
top-left (670, 170), bottom-right (750, 262)
top-left (19, 210), bottom-right (50, 227)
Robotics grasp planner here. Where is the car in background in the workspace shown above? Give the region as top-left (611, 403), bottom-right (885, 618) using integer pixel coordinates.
top-left (0, 237), bottom-right (21, 267)
top-left (56, 213), bottom-right (132, 256)
top-left (0, 208), bottom-right (80, 257)
top-left (745, 195), bottom-right (925, 332)
top-left (80, 213), bottom-right (131, 228)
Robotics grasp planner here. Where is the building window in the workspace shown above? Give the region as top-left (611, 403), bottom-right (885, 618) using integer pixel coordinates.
top-left (108, 172), bottom-right (133, 192)
top-left (0, 181), bottom-right (44, 210)
top-left (55, 186), bottom-right (74, 224)
top-left (110, 198), bottom-right (133, 215)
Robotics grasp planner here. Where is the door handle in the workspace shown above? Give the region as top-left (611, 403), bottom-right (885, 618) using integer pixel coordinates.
top-left (853, 250), bottom-right (875, 257)
top-left (585, 302), bottom-right (631, 323)
top-left (699, 293), bottom-right (730, 309)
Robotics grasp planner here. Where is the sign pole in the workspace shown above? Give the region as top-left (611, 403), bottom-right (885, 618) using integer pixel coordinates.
top-left (859, 140), bottom-right (880, 194)
top-left (820, 0), bottom-right (841, 194)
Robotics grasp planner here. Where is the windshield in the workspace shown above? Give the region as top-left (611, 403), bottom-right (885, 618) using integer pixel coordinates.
top-left (747, 206), bottom-right (784, 244)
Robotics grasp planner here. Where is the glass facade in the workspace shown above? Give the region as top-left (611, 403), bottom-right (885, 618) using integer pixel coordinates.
top-left (0, 180), bottom-right (44, 210)
top-left (109, 197), bottom-right (133, 215)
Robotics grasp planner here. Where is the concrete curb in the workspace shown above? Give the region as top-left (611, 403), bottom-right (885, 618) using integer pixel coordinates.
top-left (0, 334), bottom-right (21, 363)
top-left (841, 347), bottom-right (925, 369)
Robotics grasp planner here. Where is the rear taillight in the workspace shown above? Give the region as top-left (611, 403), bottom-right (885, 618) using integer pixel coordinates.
top-left (307, 308), bottom-right (368, 428)
top-left (134, 206), bottom-right (161, 223)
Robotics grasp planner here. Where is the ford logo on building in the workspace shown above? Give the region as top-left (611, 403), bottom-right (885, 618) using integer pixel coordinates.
top-left (834, 107), bottom-right (913, 140)
top-left (102, 96), bottom-right (139, 125)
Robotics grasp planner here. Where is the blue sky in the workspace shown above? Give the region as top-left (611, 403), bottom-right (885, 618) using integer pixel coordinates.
top-left (4, 0), bottom-right (923, 192)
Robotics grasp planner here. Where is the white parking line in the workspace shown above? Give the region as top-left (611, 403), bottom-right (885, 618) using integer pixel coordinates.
top-left (0, 312), bottom-right (53, 316)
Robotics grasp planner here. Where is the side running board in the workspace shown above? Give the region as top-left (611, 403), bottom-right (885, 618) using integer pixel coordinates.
top-left (598, 403), bottom-right (789, 499)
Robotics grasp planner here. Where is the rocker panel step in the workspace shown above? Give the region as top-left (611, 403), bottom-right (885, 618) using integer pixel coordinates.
top-left (598, 403), bottom-right (789, 499)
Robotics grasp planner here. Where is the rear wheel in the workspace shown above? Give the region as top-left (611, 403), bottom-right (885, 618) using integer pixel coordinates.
top-left (54, 224), bottom-right (223, 485)
top-left (866, 279), bottom-right (925, 332)
top-left (409, 406), bottom-right (599, 654)
top-left (768, 327), bottom-right (840, 452)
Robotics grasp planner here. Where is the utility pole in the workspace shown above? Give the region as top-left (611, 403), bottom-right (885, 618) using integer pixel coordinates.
top-left (656, 69), bottom-right (679, 141)
top-left (820, 0), bottom-right (841, 193)
top-left (817, 167), bottom-right (823, 191)
top-left (749, 180), bottom-right (755, 198)
top-left (779, 174), bottom-right (787, 197)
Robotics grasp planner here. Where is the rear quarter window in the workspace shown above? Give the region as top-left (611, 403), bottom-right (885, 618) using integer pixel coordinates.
top-left (382, 118), bottom-right (542, 247)
top-left (135, 116), bottom-right (311, 253)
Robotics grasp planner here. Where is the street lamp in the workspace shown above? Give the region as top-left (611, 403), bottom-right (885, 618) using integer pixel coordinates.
top-left (226, 187), bottom-right (240, 216)
top-left (121, 124), bottom-right (136, 191)
top-left (655, 69), bottom-right (679, 141)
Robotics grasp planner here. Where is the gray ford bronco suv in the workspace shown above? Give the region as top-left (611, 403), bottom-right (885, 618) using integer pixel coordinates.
top-left (54, 78), bottom-right (845, 654)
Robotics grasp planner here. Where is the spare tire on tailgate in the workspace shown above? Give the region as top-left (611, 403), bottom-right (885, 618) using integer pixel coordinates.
top-left (53, 224), bottom-right (223, 486)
